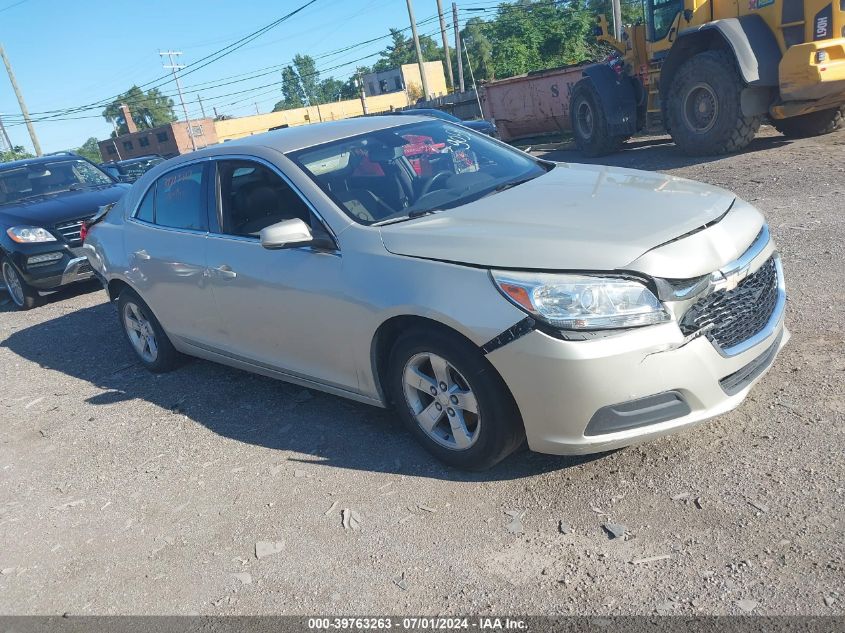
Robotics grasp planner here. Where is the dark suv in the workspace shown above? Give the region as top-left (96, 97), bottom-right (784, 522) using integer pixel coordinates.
top-left (99, 155), bottom-right (165, 183)
top-left (0, 152), bottom-right (129, 309)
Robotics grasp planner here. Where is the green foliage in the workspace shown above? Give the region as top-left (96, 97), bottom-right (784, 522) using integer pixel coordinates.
top-left (0, 145), bottom-right (33, 163)
top-left (102, 86), bottom-right (176, 136)
top-left (372, 28), bottom-right (442, 73)
top-left (274, 56), bottom-right (361, 111)
top-left (294, 54), bottom-right (320, 105)
top-left (271, 0), bottom-right (616, 111)
top-left (74, 137), bottom-right (102, 163)
top-left (461, 1), bottom-right (604, 85)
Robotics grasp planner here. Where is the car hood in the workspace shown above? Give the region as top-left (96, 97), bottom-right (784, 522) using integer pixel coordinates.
top-left (378, 163), bottom-right (738, 272)
top-left (0, 184), bottom-right (129, 227)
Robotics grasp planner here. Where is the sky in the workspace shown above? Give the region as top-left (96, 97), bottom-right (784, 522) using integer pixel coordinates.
top-left (0, 0), bottom-right (481, 154)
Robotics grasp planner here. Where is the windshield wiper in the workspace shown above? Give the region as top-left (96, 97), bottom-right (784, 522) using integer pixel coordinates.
top-left (484, 176), bottom-right (537, 197)
top-left (372, 208), bottom-right (438, 227)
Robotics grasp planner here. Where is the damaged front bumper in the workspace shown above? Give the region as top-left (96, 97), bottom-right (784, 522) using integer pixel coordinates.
top-left (486, 313), bottom-right (789, 455)
top-left (485, 226), bottom-right (788, 456)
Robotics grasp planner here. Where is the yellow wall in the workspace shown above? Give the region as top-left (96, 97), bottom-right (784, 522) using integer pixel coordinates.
top-left (400, 61), bottom-right (448, 100)
top-left (213, 92), bottom-right (413, 142)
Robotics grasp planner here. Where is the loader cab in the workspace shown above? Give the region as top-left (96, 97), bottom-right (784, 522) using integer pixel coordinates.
top-left (646, 0), bottom-right (684, 51)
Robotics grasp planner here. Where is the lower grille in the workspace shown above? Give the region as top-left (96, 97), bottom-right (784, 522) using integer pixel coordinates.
top-left (719, 330), bottom-right (783, 396)
top-left (54, 215), bottom-right (94, 247)
top-left (680, 256), bottom-right (780, 352)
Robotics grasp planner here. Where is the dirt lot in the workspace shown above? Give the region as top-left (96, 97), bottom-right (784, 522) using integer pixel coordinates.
top-left (1, 127), bottom-right (843, 616)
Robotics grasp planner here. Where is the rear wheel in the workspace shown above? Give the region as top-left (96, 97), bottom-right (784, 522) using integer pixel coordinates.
top-left (117, 289), bottom-right (181, 372)
top-left (2, 258), bottom-right (38, 310)
top-left (772, 107), bottom-right (844, 138)
top-left (570, 78), bottom-right (626, 157)
top-left (666, 50), bottom-right (761, 156)
top-left (388, 328), bottom-right (524, 471)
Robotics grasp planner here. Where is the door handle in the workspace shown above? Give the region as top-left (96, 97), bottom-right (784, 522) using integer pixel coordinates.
top-left (134, 249), bottom-right (151, 261)
top-left (212, 264), bottom-right (237, 279)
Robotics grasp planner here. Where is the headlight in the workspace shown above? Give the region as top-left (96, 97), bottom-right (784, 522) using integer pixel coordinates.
top-left (491, 270), bottom-right (670, 330)
top-left (6, 226), bottom-right (57, 243)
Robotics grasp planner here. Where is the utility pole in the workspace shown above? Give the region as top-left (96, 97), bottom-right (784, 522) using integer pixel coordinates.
top-left (0, 113), bottom-right (12, 153)
top-left (611, 0), bottom-right (623, 41)
top-left (254, 103), bottom-right (260, 115)
top-left (356, 73), bottom-right (369, 115)
top-left (435, 0), bottom-right (453, 91)
top-left (197, 94), bottom-right (206, 118)
top-left (405, 0), bottom-right (430, 101)
top-left (452, 3), bottom-right (465, 93)
top-left (159, 50), bottom-right (196, 152)
top-left (0, 43), bottom-right (41, 156)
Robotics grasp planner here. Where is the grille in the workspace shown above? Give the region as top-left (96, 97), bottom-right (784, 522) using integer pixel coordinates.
top-left (54, 215), bottom-right (94, 247)
top-left (680, 256), bottom-right (779, 351)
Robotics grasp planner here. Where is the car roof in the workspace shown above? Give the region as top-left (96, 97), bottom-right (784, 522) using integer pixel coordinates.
top-left (181, 115), bottom-right (434, 161)
top-left (0, 153), bottom-right (85, 171)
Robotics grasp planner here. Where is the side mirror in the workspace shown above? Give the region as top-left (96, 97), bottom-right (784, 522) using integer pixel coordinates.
top-left (260, 218), bottom-right (314, 250)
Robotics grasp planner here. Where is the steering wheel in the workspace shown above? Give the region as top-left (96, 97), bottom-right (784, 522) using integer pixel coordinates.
top-left (419, 171), bottom-right (451, 198)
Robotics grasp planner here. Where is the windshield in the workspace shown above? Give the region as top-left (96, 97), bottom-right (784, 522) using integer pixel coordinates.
top-left (0, 159), bottom-right (114, 205)
top-left (289, 120), bottom-right (549, 225)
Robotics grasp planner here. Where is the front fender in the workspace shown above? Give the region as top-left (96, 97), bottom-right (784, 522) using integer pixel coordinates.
top-left (581, 65), bottom-right (641, 136)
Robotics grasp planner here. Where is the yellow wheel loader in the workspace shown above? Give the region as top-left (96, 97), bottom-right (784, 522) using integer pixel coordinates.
top-left (569, 0), bottom-right (845, 156)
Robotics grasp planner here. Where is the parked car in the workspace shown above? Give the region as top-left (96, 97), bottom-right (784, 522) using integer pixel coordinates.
top-left (0, 153), bottom-right (129, 309)
top-left (85, 116), bottom-right (788, 470)
top-left (99, 155), bottom-right (165, 183)
top-left (396, 108), bottom-right (498, 137)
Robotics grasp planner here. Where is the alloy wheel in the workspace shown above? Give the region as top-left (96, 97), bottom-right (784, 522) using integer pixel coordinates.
top-left (123, 301), bottom-right (159, 363)
top-left (2, 261), bottom-right (25, 307)
top-left (402, 352), bottom-right (481, 451)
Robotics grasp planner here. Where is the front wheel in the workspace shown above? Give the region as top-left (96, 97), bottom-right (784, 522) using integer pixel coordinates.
top-left (666, 50), bottom-right (761, 156)
top-left (569, 79), bottom-right (626, 157)
top-left (388, 328), bottom-right (524, 470)
top-left (772, 107), bottom-right (844, 138)
top-left (2, 258), bottom-right (39, 310)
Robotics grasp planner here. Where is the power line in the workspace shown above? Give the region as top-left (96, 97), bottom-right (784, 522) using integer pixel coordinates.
top-left (2, 23), bottom-right (449, 127)
top-left (2, 11), bottom-right (443, 125)
top-left (1, 0), bottom-right (320, 125)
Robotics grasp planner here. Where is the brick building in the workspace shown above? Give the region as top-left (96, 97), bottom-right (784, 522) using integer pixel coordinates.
top-left (98, 118), bottom-right (217, 162)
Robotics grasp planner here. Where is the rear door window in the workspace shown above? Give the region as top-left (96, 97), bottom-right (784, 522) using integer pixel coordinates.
top-left (133, 163), bottom-right (208, 231)
top-left (155, 163), bottom-right (207, 231)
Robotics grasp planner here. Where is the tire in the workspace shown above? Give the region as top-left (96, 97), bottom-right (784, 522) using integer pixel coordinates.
top-left (1, 258), bottom-right (39, 310)
top-left (387, 327), bottom-right (525, 470)
top-left (665, 49), bottom-right (761, 156)
top-left (117, 288), bottom-right (181, 373)
top-left (569, 78), bottom-right (626, 157)
top-left (772, 107), bottom-right (844, 138)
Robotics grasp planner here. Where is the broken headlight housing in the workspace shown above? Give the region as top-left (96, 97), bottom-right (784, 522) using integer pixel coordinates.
top-left (491, 270), bottom-right (670, 330)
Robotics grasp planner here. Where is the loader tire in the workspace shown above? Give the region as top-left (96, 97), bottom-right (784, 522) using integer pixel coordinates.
top-left (570, 79), bottom-right (626, 157)
top-left (666, 50), bottom-right (761, 156)
top-left (772, 107), bottom-right (844, 138)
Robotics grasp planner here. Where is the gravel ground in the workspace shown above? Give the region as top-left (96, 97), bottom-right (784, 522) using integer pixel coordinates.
top-left (0, 127), bottom-right (843, 616)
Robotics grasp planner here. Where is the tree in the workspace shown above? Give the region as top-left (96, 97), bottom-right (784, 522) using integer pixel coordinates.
top-left (74, 137), bottom-right (102, 163)
top-left (372, 29), bottom-right (443, 73)
top-left (102, 86), bottom-right (176, 136)
top-left (461, 18), bottom-right (494, 83)
top-left (273, 66), bottom-right (306, 111)
top-left (0, 145), bottom-right (33, 163)
top-left (293, 54), bottom-right (320, 105)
